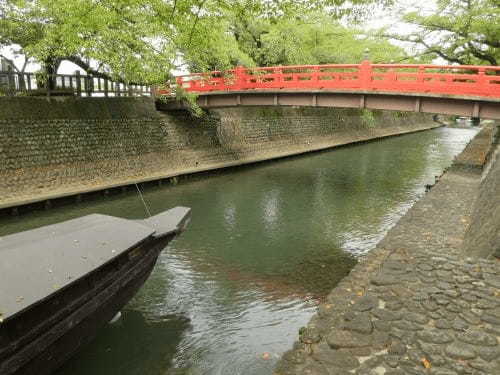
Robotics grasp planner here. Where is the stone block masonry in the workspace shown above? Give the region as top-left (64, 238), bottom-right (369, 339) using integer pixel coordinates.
top-left (462, 126), bottom-right (500, 259)
top-left (0, 97), bottom-right (437, 209)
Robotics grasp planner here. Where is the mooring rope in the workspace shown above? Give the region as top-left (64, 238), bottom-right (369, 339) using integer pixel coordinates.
top-left (134, 182), bottom-right (152, 218)
top-left (115, 133), bottom-right (152, 218)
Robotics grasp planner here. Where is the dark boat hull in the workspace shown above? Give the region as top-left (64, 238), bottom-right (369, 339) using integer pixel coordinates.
top-left (13, 235), bottom-right (171, 375)
top-left (0, 208), bottom-right (190, 375)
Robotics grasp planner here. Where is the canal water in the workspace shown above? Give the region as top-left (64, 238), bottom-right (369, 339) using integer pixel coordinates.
top-left (0, 127), bottom-right (477, 375)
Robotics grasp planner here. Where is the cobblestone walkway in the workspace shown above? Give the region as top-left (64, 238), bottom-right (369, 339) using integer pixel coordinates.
top-left (275, 167), bottom-right (500, 374)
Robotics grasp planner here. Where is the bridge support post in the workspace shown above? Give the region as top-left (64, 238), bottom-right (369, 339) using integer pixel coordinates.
top-left (359, 95), bottom-right (366, 108)
top-left (360, 60), bottom-right (372, 89)
top-left (477, 68), bottom-right (487, 91)
top-left (473, 102), bottom-right (480, 118)
top-left (414, 98), bottom-right (421, 113)
top-left (234, 66), bottom-right (246, 90)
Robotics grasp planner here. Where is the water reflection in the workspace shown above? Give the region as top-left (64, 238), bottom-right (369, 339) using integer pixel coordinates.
top-left (55, 311), bottom-right (191, 375)
top-left (0, 127), bottom-right (478, 375)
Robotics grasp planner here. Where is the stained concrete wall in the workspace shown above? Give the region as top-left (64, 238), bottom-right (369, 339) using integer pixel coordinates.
top-left (452, 124), bottom-right (497, 173)
top-left (462, 125), bottom-right (500, 258)
top-left (0, 97), bottom-right (436, 209)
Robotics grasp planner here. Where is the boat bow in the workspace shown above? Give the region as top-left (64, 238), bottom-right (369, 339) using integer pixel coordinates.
top-left (140, 206), bottom-right (191, 238)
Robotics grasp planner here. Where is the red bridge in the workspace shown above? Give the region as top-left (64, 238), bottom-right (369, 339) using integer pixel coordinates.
top-left (167, 61), bottom-right (500, 119)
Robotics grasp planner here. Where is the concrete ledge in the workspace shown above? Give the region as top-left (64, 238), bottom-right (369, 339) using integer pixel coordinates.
top-left (462, 124), bottom-right (500, 259)
top-left (452, 125), bottom-right (497, 173)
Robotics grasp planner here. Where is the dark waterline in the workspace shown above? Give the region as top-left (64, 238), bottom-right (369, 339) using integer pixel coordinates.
top-left (0, 127), bottom-right (477, 375)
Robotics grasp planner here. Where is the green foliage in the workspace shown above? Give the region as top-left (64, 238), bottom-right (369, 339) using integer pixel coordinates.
top-left (179, 18), bottom-right (255, 72)
top-left (178, 0), bottom-right (398, 71)
top-left (0, 0), bottom-right (182, 82)
top-left (219, 0), bottom-right (394, 24)
top-left (173, 87), bottom-right (203, 118)
top-left (187, 12), bottom-right (411, 70)
top-left (257, 14), bottom-right (410, 66)
top-left (386, 0), bottom-right (499, 65)
top-left (361, 109), bottom-right (376, 128)
top-left (1, 0), bottom-right (399, 83)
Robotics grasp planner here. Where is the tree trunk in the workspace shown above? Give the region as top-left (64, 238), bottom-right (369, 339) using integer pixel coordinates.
top-left (42, 58), bottom-right (62, 90)
top-left (18, 74), bottom-right (26, 91)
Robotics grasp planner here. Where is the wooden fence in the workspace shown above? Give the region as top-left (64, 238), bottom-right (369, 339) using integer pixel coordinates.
top-left (0, 68), bottom-right (153, 97)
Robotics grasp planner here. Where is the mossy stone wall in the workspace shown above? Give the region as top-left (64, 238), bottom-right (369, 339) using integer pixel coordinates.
top-left (462, 125), bottom-right (500, 258)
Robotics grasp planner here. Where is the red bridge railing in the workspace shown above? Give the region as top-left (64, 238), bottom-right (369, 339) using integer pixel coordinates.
top-left (174, 61), bottom-right (500, 99)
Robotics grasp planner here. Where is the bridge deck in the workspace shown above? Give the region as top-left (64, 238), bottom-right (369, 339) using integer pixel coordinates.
top-left (163, 62), bottom-right (500, 119)
top-left (162, 89), bottom-right (500, 119)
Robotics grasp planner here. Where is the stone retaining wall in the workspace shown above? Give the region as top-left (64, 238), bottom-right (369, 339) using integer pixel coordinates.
top-left (0, 97), bottom-right (436, 209)
top-left (453, 125), bottom-right (497, 173)
top-left (462, 125), bottom-right (500, 259)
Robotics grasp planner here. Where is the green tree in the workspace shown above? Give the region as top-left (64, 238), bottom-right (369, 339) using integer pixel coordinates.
top-left (179, 0), bottom-right (397, 71)
top-left (0, 0), bottom-right (399, 82)
top-left (258, 14), bottom-right (411, 66)
top-left (387, 0), bottom-right (499, 65)
top-left (1, 0), bottom-right (181, 82)
top-left (188, 12), bottom-right (412, 70)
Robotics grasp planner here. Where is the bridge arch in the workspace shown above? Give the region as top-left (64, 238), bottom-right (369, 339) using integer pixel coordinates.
top-left (163, 62), bottom-right (500, 119)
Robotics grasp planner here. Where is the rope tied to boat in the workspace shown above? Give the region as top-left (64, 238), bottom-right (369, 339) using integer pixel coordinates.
top-left (134, 183), bottom-right (152, 218)
top-left (115, 136), bottom-right (152, 218)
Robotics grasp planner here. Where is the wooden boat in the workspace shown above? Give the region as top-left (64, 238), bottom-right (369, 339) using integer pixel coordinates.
top-left (0, 206), bottom-right (191, 375)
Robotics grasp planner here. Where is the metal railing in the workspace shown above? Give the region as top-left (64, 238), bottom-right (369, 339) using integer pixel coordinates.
top-left (173, 61), bottom-right (500, 99)
top-left (0, 68), bottom-right (153, 97)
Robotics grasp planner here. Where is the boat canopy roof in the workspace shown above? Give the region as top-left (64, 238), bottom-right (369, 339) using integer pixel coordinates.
top-left (0, 207), bottom-right (190, 323)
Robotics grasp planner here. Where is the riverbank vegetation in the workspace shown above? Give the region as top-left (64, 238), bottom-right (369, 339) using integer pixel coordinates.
top-left (382, 0), bottom-right (499, 66)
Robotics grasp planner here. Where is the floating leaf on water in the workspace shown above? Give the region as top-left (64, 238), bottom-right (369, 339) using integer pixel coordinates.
top-left (421, 358), bottom-right (431, 369)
